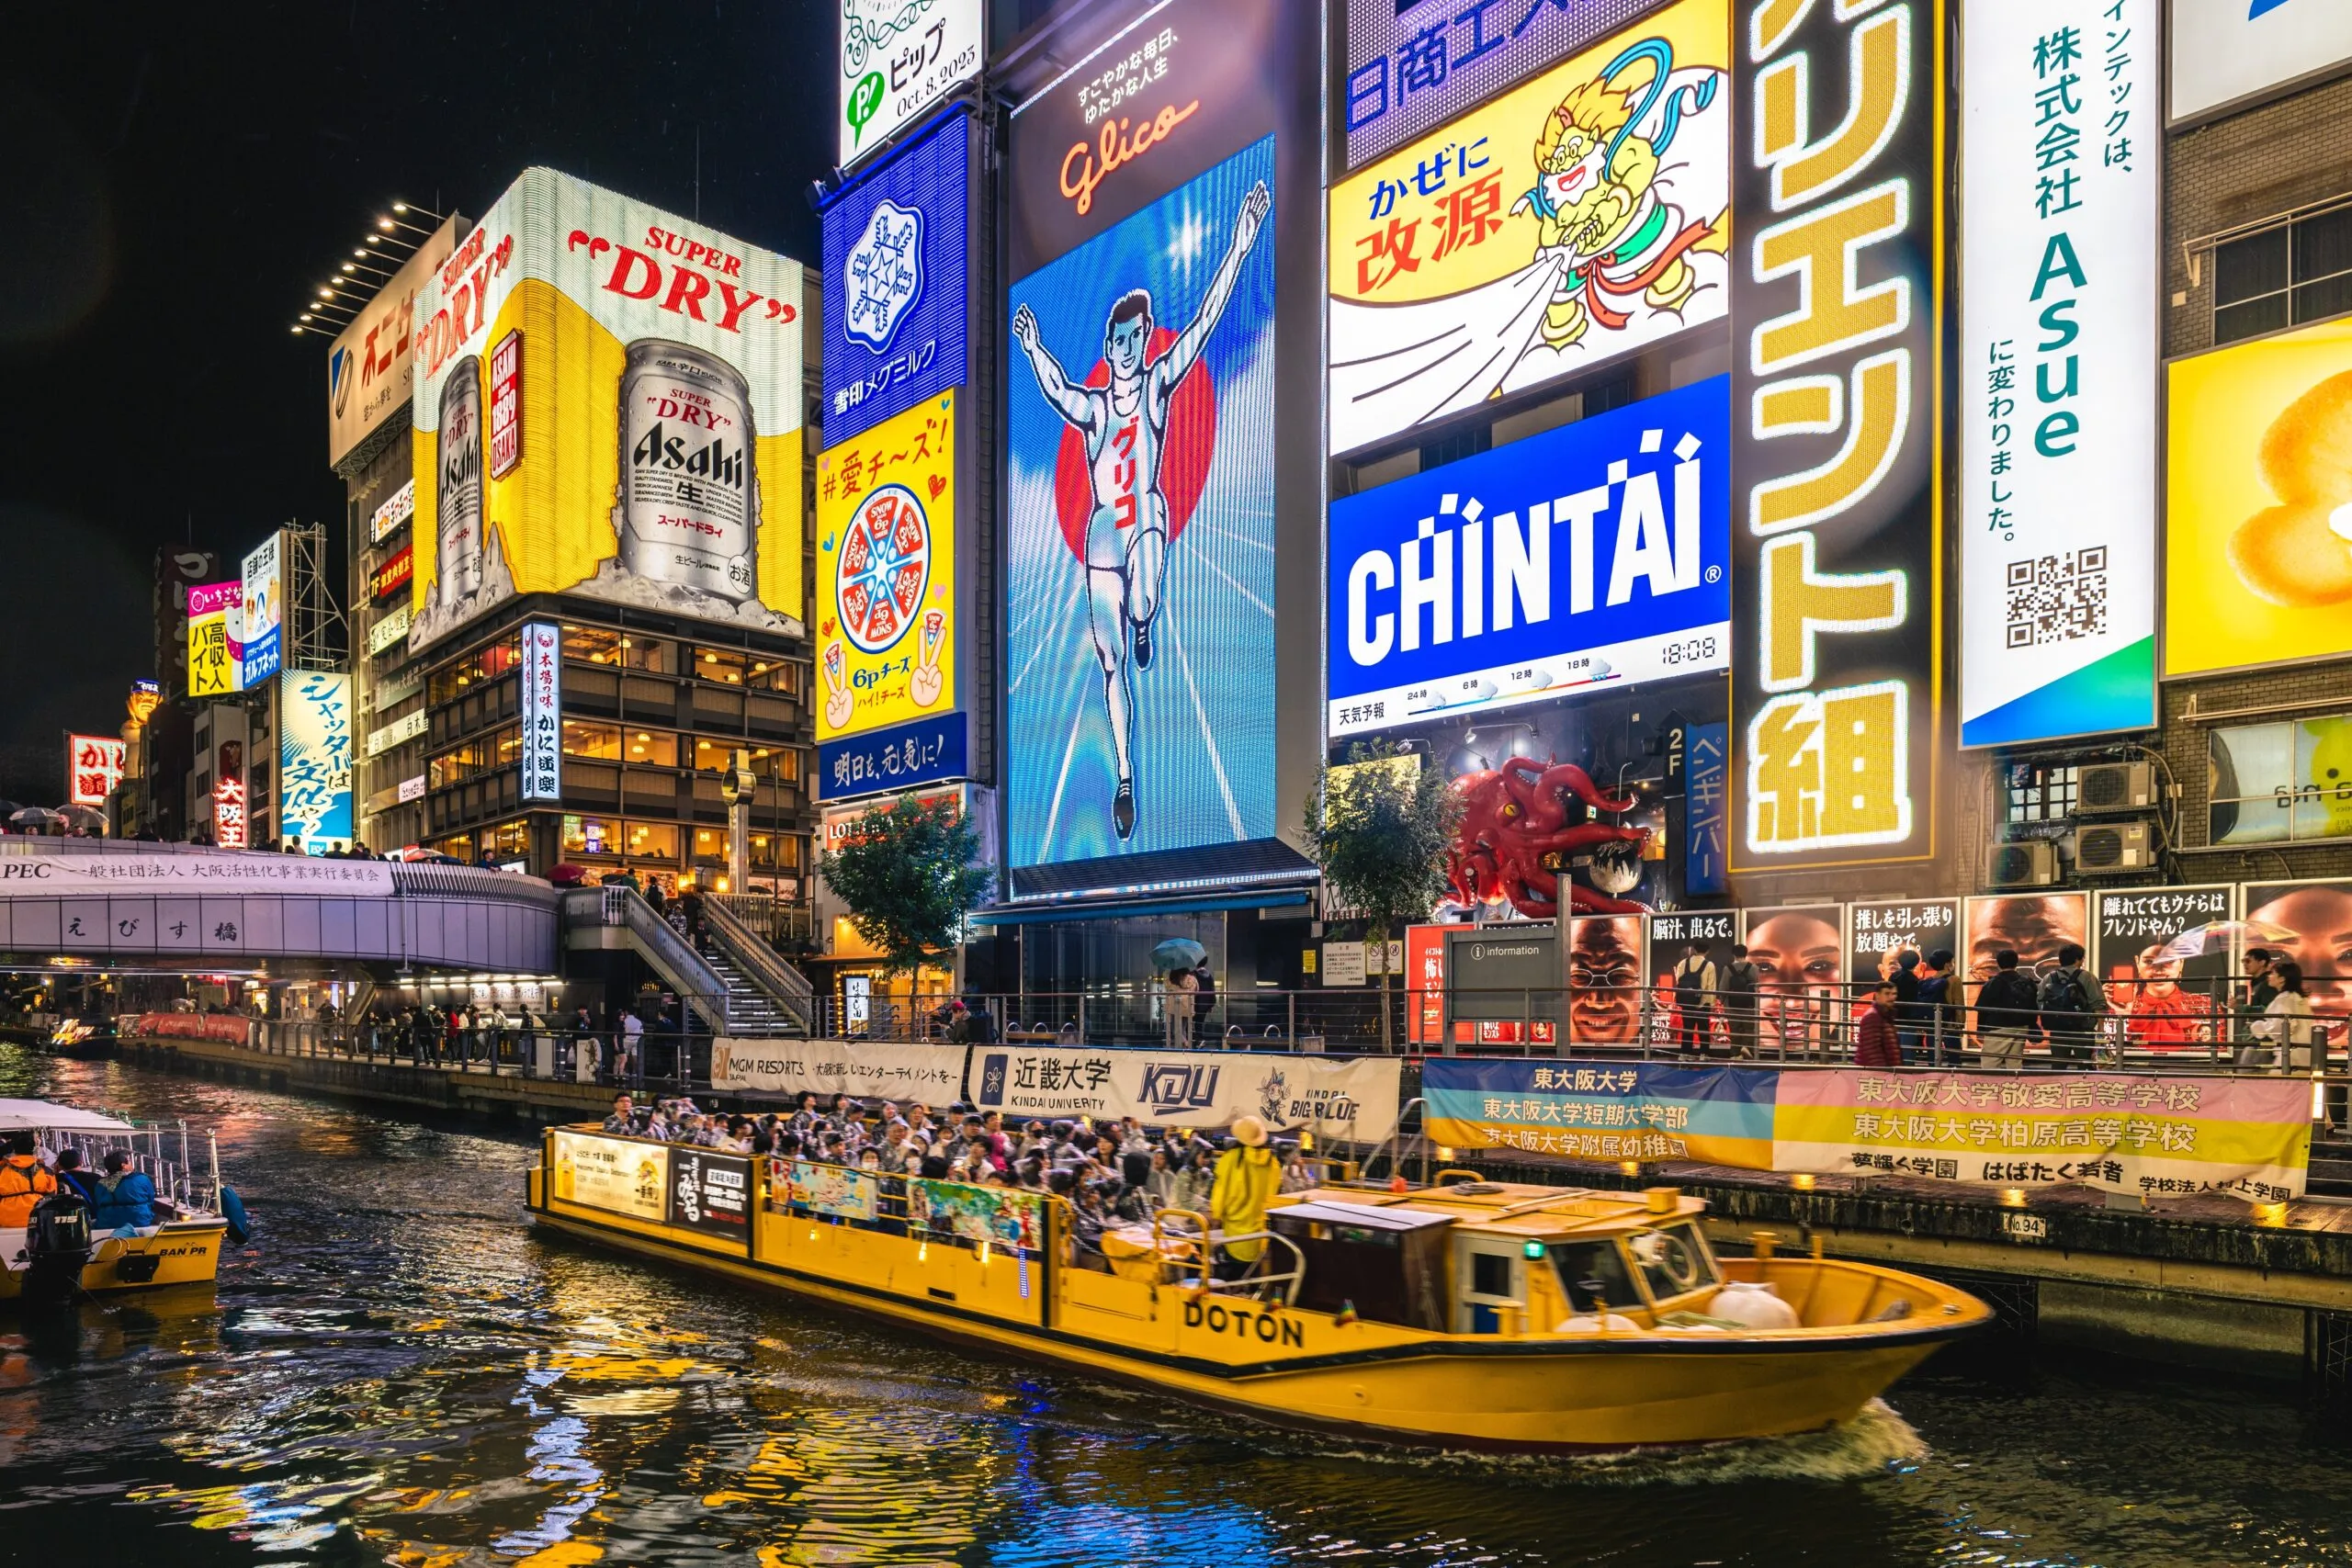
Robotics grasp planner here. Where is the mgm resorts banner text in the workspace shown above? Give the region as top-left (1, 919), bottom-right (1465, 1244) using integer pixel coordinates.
top-left (1731, 0), bottom-right (1943, 872)
top-left (1424, 1059), bottom-right (2312, 1202)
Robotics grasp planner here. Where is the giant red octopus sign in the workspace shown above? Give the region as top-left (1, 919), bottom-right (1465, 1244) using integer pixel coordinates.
top-left (1445, 759), bottom-right (1649, 919)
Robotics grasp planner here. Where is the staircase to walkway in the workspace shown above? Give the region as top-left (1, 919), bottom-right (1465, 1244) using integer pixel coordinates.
top-left (696, 939), bottom-right (804, 1037)
top-left (560, 886), bottom-right (809, 1038)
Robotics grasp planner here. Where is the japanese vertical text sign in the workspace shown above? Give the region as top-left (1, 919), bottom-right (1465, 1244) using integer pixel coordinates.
top-left (1732, 0), bottom-right (1944, 871)
top-left (66, 734), bottom-right (125, 808)
top-left (821, 109), bottom-right (971, 447)
top-left (816, 392), bottom-right (956, 745)
top-left (1958, 1), bottom-right (2156, 747)
top-left (521, 620), bottom-right (562, 802)
top-left (186, 581), bottom-right (243, 698)
top-left (279, 672), bottom-right (356, 851)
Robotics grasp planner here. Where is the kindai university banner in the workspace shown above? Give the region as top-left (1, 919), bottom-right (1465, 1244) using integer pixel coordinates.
top-left (1423, 1059), bottom-right (2312, 1202)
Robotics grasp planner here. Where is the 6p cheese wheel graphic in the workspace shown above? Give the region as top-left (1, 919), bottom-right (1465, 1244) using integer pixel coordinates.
top-left (836, 483), bottom-right (933, 654)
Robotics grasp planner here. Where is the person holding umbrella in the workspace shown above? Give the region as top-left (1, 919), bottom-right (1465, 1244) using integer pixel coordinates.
top-left (1153, 938), bottom-right (1206, 1049)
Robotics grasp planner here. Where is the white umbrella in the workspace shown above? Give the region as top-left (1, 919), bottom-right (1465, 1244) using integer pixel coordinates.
top-left (0, 1098), bottom-right (134, 1133)
top-left (7, 807), bottom-right (63, 830)
top-left (54, 804), bottom-right (107, 832)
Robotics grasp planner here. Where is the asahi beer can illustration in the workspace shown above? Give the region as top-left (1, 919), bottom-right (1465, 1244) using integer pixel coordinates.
top-left (612, 338), bottom-right (761, 602)
top-left (436, 355), bottom-right (485, 604)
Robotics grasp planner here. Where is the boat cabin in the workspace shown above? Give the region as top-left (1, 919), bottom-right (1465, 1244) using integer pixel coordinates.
top-left (1268, 1180), bottom-right (1725, 1335)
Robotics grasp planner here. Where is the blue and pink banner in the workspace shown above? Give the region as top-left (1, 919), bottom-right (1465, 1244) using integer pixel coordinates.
top-left (1422, 1059), bottom-right (2313, 1203)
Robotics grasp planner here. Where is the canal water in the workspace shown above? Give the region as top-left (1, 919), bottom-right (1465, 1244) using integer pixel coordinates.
top-left (1, 1049), bottom-right (2346, 1567)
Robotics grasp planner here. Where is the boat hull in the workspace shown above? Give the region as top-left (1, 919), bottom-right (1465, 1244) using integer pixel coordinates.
top-left (528, 1204), bottom-right (1969, 1453)
top-left (0, 1219), bottom-right (225, 1302)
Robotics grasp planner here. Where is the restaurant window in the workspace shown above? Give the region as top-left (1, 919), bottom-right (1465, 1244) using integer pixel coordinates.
top-left (694, 647), bottom-right (753, 685)
top-left (428, 725), bottom-right (519, 789)
top-left (622, 820), bottom-right (681, 861)
top-left (560, 815), bottom-right (681, 862)
top-left (560, 814), bottom-right (619, 857)
top-left (562, 625), bottom-right (672, 672)
top-left (749, 831), bottom-right (805, 871)
top-left (427, 634), bottom-right (523, 705)
top-left (479, 818), bottom-right (530, 862)
top-left (2212, 204), bottom-right (2352, 345)
top-left (431, 832), bottom-right (475, 861)
top-left (2208, 717), bottom-right (2352, 845)
top-left (564, 722), bottom-right (680, 767)
top-left (692, 825), bottom-right (727, 863)
top-left (747, 657), bottom-right (801, 694)
top-left (693, 739), bottom-right (803, 781)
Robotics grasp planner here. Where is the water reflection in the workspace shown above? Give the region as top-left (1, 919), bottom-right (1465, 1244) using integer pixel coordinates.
top-left (0, 1044), bottom-right (2347, 1565)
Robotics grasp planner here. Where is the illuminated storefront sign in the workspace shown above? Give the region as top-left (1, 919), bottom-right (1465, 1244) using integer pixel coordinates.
top-left (1731, 0), bottom-right (1943, 870)
top-left (521, 620), bottom-right (562, 802)
top-left (367, 605), bottom-right (413, 656)
top-left (66, 734), bottom-right (125, 808)
top-left (214, 773), bottom-right (247, 850)
top-left (329, 220), bottom-right (459, 467)
top-left (369, 544), bottom-right (414, 602)
top-left (369, 479), bottom-right (415, 543)
top-left (187, 581), bottom-right (243, 698)
top-left (368, 707), bottom-right (427, 758)
top-left (1958, 0), bottom-right (2156, 747)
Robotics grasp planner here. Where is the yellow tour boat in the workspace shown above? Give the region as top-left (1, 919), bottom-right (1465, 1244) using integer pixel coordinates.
top-left (0, 1099), bottom-right (233, 1305)
top-left (528, 1125), bottom-right (1991, 1452)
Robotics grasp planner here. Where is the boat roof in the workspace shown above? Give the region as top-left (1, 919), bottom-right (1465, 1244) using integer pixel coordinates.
top-left (1281, 1181), bottom-right (1707, 1239)
top-left (1269, 1199), bottom-right (1457, 1232)
top-left (0, 1098), bottom-right (133, 1133)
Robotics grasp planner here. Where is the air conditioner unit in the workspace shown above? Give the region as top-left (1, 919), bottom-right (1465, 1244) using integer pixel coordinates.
top-left (2077, 761), bottom-right (2155, 815)
top-left (2074, 819), bottom-right (2155, 874)
top-left (1984, 839), bottom-right (2058, 889)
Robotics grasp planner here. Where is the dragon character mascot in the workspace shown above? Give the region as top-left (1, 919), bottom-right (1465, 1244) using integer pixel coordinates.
top-left (1446, 758), bottom-right (1650, 919)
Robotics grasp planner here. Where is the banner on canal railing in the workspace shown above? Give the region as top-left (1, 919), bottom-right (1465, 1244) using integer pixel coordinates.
top-left (129, 1012), bottom-right (253, 1044)
top-left (1421, 1061), bottom-right (2313, 1202)
top-left (971, 1047), bottom-right (1405, 1146)
top-left (710, 1038), bottom-right (967, 1103)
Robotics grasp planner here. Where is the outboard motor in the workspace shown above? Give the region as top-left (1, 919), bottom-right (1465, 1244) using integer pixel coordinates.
top-left (21, 1191), bottom-right (93, 1312)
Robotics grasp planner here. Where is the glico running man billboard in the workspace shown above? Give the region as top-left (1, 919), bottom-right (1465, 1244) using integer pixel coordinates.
top-left (1002, 0), bottom-right (1319, 885)
top-left (1328, 0), bottom-right (1730, 457)
top-left (1328, 375), bottom-right (1731, 739)
top-left (1006, 139), bottom-right (1277, 864)
top-left (407, 168), bottom-right (807, 653)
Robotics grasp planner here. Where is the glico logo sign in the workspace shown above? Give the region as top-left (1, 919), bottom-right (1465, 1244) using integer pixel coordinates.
top-left (1060, 98), bottom-right (1201, 217)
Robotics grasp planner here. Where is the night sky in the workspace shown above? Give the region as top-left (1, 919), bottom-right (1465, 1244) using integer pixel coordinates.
top-left (0, 1), bottom-right (835, 804)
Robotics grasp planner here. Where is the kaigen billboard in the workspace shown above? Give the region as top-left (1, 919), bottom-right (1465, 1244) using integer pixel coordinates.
top-left (1731, 0), bottom-right (1945, 871)
top-left (1005, 138), bottom-right (1277, 865)
top-left (1959, 0), bottom-right (2157, 747)
top-left (66, 734), bottom-right (125, 809)
top-left (817, 392), bottom-right (957, 745)
top-left (821, 108), bottom-right (971, 447)
top-left (1342, 0), bottom-right (1673, 170)
top-left (2165, 318), bottom-right (2352, 676)
top-left (279, 671), bottom-right (356, 852)
top-left (407, 168), bottom-right (807, 653)
top-left (1327, 374), bottom-right (1730, 739)
top-left (1327, 0), bottom-right (1730, 457)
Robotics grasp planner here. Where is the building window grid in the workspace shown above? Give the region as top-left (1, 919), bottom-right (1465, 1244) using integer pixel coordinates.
top-left (2213, 205), bottom-right (2352, 345)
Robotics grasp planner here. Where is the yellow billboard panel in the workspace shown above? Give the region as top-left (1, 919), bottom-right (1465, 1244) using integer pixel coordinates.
top-left (1325, 0), bottom-right (1730, 456)
top-left (815, 392), bottom-right (957, 742)
top-left (2166, 319), bottom-right (2352, 675)
top-left (408, 168), bottom-right (807, 653)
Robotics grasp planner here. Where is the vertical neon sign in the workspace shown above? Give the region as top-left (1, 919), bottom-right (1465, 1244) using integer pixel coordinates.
top-left (1732, 0), bottom-right (1943, 870)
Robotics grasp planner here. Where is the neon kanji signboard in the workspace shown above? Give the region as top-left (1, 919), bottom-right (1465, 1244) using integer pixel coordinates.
top-left (66, 734), bottom-right (125, 808)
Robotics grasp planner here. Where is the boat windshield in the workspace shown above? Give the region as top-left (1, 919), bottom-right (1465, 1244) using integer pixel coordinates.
top-left (1545, 1236), bottom-right (1643, 1314)
top-left (1627, 1222), bottom-right (1720, 1303)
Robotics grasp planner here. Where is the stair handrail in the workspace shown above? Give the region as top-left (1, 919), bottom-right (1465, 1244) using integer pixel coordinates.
top-left (562, 886), bottom-right (732, 1033)
top-left (702, 893), bottom-right (813, 1032)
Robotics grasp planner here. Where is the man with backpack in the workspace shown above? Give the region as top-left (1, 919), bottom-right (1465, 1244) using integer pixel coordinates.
top-left (2037, 942), bottom-right (2106, 1067)
top-left (1973, 948), bottom-right (2041, 1070)
top-left (1720, 943), bottom-right (1762, 1059)
top-left (1669, 941), bottom-right (1717, 1056)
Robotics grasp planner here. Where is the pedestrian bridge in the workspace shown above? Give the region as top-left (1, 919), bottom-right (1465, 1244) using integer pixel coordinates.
top-left (0, 840), bottom-right (558, 972)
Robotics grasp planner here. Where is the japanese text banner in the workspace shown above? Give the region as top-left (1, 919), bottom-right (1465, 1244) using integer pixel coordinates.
top-left (1421, 1059), bottom-right (2312, 1201)
top-left (709, 1038), bottom-right (967, 1102)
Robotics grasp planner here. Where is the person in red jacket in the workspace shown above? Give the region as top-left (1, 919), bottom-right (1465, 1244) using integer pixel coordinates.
top-left (1854, 981), bottom-right (1903, 1067)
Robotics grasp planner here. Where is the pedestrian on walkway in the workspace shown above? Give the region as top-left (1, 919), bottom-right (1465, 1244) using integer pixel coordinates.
top-left (1916, 950), bottom-right (1954, 1064)
top-left (1669, 942), bottom-right (1717, 1056)
top-left (1973, 948), bottom-right (2040, 1070)
top-left (1165, 965), bottom-right (1198, 1049)
top-left (1720, 944), bottom-right (1761, 1059)
top-left (1854, 981), bottom-right (1903, 1067)
top-left (2245, 959), bottom-right (2318, 1072)
top-left (2038, 943), bottom-right (2106, 1067)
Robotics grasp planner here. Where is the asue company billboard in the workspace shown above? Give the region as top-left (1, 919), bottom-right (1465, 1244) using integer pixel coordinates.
top-left (1328, 375), bottom-right (1730, 739)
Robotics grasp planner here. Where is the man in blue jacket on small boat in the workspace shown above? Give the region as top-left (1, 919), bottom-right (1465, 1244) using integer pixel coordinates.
top-left (89, 1151), bottom-right (157, 1235)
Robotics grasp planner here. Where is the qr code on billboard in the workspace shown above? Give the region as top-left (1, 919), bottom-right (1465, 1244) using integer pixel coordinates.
top-left (2004, 548), bottom-right (2108, 648)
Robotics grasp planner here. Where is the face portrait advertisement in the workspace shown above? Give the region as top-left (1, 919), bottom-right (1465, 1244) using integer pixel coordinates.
top-left (2093, 886), bottom-right (2232, 1049)
top-left (1962, 892), bottom-right (2089, 985)
top-left (1566, 913), bottom-right (1645, 1043)
top-left (1742, 905), bottom-right (1845, 1041)
top-left (2244, 880), bottom-right (2352, 1025)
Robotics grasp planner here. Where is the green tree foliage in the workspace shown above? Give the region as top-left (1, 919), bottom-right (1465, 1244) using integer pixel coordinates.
top-left (1301, 740), bottom-right (1463, 1046)
top-left (815, 793), bottom-right (989, 977)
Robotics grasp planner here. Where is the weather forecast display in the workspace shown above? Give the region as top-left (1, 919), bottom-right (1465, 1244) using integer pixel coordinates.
top-left (1003, 137), bottom-right (1278, 868)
